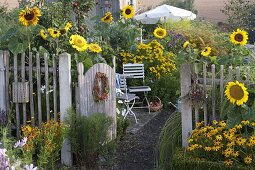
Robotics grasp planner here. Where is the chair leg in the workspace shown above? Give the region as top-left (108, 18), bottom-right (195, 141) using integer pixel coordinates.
top-left (123, 99), bottom-right (138, 123)
top-left (144, 92), bottom-right (150, 114)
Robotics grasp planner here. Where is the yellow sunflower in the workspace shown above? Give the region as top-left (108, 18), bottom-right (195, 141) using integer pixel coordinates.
top-left (65, 22), bottom-right (72, 31)
top-left (48, 28), bottom-right (61, 38)
top-left (225, 81), bottom-right (249, 106)
top-left (230, 28), bottom-right (248, 46)
top-left (88, 43), bottom-right (102, 53)
top-left (201, 47), bottom-right (211, 57)
top-left (121, 5), bottom-right (135, 19)
top-left (69, 34), bottom-right (88, 52)
top-left (153, 27), bottom-right (167, 39)
top-left (40, 29), bottom-right (47, 40)
top-left (19, 7), bottom-right (41, 26)
top-left (101, 12), bottom-right (113, 23)
top-left (183, 41), bottom-right (190, 48)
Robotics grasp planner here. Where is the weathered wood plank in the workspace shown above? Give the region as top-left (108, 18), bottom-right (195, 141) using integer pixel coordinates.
top-left (194, 63), bottom-right (199, 123)
top-left (220, 65), bottom-right (224, 104)
top-left (228, 65), bottom-right (233, 81)
top-left (180, 63), bottom-right (192, 147)
top-left (36, 53), bottom-right (42, 126)
top-left (44, 53), bottom-right (50, 122)
top-left (9, 66), bottom-right (55, 73)
top-left (29, 52), bottom-right (35, 126)
top-left (236, 66), bottom-right (240, 81)
top-left (0, 51), bottom-right (6, 112)
top-left (211, 64), bottom-right (216, 120)
top-left (14, 54), bottom-right (20, 137)
top-left (4, 51), bottom-right (10, 115)
top-left (203, 63), bottom-right (208, 125)
top-left (53, 54), bottom-right (58, 122)
top-left (21, 53), bottom-right (26, 125)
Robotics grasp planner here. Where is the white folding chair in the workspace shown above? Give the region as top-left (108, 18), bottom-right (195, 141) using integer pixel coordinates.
top-left (116, 73), bottom-right (139, 123)
top-left (122, 63), bottom-right (151, 113)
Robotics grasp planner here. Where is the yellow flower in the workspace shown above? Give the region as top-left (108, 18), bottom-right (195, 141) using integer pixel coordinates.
top-left (48, 28), bottom-right (61, 38)
top-left (219, 121), bottom-right (226, 127)
top-left (204, 146), bottom-right (211, 151)
top-left (121, 5), bottom-right (135, 19)
top-left (40, 29), bottom-right (47, 40)
top-left (225, 81), bottom-right (248, 106)
top-left (101, 12), bottom-right (113, 23)
top-left (212, 120), bottom-right (218, 125)
top-left (227, 141), bottom-right (235, 147)
top-left (232, 151), bottom-right (239, 158)
top-left (244, 156), bottom-right (252, 164)
top-left (88, 43), bottom-right (102, 53)
top-left (153, 27), bottom-right (167, 39)
top-left (249, 136), bottom-right (255, 144)
top-left (224, 159), bottom-right (233, 166)
top-left (201, 47), bottom-right (211, 57)
top-left (235, 124), bottom-right (242, 129)
top-left (19, 7), bottom-right (41, 26)
top-left (241, 120), bottom-right (250, 125)
top-left (65, 22), bottom-right (72, 31)
top-left (230, 28), bottom-right (248, 46)
top-left (236, 137), bottom-right (246, 146)
top-left (251, 122), bottom-right (255, 126)
top-left (69, 34), bottom-right (88, 52)
top-left (183, 41), bottom-right (190, 48)
top-left (216, 135), bottom-right (223, 141)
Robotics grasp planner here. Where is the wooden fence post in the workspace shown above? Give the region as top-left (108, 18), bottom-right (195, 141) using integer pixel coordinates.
top-left (180, 63), bottom-right (192, 147)
top-left (59, 52), bottom-right (72, 166)
top-left (0, 51), bottom-right (6, 111)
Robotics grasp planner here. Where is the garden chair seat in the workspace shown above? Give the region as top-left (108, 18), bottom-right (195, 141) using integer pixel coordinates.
top-left (129, 86), bottom-right (151, 92)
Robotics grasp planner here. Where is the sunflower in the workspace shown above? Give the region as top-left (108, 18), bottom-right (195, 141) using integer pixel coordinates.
top-left (183, 41), bottom-right (190, 48)
top-left (153, 27), bottom-right (167, 39)
top-left (48, 28), bottom-right (61, 38)
top-left (121, 5), bottom-right (135, 19)
top-left (69, 34), bottom-right (88, 52)
top-left (225, 81), bottom-right (249, 106)
top-left (40, 29), bottom-right (47, 40)
top-left (19, 7), bottom-right (41, 26)
top-left (101, 12), bottom-right (113, 23)
top-left (65, 22), bottom-right (72, 31)
top-left (201, 47), bottom-right (211, 57)
top-left (88, 43), bottom-right (102, 53)
top-left (230, 28), bottom-right (248, 46)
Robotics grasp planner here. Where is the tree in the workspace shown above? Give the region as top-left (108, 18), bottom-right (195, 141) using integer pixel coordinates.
top-left (164, 0), bottom-right (195, 11)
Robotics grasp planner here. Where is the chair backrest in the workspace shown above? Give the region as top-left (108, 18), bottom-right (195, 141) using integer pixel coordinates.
top-left (116, 73), bottom-right (128, 92)
top-left (123, 63), bottom-right (145, 80)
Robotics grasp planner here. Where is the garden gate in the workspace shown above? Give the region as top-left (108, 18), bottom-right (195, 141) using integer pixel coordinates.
top-left (180, 63), bottom-right (253, 146)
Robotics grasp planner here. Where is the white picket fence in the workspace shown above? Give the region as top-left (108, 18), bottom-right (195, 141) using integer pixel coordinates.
top-left (180, 62), bottom-right (252, 146)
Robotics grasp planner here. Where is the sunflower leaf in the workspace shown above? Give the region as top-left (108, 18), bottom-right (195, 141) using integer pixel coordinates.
top-left (8, 41), bottom-right (25, 55)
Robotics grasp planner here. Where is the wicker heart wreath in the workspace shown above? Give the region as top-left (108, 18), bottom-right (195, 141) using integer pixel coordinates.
top-left (92, 72), bottom-right (109, 102)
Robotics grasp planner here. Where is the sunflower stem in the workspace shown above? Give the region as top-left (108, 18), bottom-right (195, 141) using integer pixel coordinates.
top-left (26, 26), bottom-right (31, 52)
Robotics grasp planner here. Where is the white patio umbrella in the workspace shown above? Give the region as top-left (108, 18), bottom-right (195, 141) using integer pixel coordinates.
top-left (134, 4), bottom-right (196, 24)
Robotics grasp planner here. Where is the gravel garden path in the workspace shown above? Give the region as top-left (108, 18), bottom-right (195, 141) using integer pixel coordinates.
top-left (103, 107), bottom-right (175, 170)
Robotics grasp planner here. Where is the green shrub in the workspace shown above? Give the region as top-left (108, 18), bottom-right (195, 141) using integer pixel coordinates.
top-left (65, 109), bottom-right (114, 169)
top-left (116, 113), bottom-right (130, 140)
top-left (158, 111), bottom-right (182, 170)
top-left (173, 149), bottom-right (253, 170)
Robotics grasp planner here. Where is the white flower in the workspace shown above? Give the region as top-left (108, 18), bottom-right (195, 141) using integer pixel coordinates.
top-left (14, 140), bottom-right (21, 148)
top-left (24, 164), bottom-right (37, 170)
top-left (20, 137), bottom-right (27, 147)
top-left (0, 148), bottom-right (7, 156)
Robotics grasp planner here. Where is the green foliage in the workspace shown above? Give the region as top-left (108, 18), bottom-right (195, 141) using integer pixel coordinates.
top-left (172, 149), bottom-right (252, 170)
top-left (116, 113), bottom-right (130, 140)
top-left (65, 109), bottom-right (114, 168)
top-left (164, 0), bottom-right (195, 11)
top-left (158, 111), bottom-right (182, 170)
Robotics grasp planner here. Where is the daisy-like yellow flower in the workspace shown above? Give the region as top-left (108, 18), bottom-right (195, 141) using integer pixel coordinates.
top-left (244, 156), bottom-right (252, 164)
top-left (230, 28), bottom-right (248, 46)
top-left (40, 29), bottom-right (47, 40)
top-left (241, 120), bottom-right (250, 125)
top-left (183, 41), bottom-right (190, 48)
top-left (121, 5), bottom-right (135, 19)
top-left (201, 47), bottom-right (211, 57)
top-left (19, 7), bottom-right (41, 26)
top-left (69, 34), bottom-right (88, 52)
top-left (65, 22), bottom-right (72, 31)
top-left (224, 159), bottom-right (233, 166)
top-left (153, 27), bottom-right (167, 39)
top-left (101, 12), bottom-right (113, 23)
top-left (48, 28), bottom-right (61, 38)
top-left (216, 135), bottom-right (223, 141)
top-left (225, 81), bottom-right (249, 106)
top-left (88, 43), bottom-right (102, 53)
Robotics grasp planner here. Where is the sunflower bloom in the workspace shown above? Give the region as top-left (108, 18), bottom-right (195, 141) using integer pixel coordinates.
top-left (69, 34), bottom-right (88, 52)
top-left (121, 5), bottom-right (135, 19)
top-left (48, 28), bottom-right (61, 38)
top-left (19, 7), bottom-right (41, 26)
top-left (153, 27), bottom-right (167, 39)
top-left (225, 81), bottom-right (248, 106)
top-left (230, 28), bottom-right (248, 46)
top-left (201, 47), bottom-right (211, 57)
top-left (40, 29), bottom-right (47, 40)
top-left (101, 12), bottom-right (113, 23)
top-left (65, 22), bottom-right (72, 31)
top-left (88, 43), bottom-right (102, 53)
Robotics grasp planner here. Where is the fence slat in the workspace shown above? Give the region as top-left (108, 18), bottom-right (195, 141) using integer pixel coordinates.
top-left (4, 51), bottom-right (10, 115)
top-left (36, 53), bottom-right (42, 126)
top-left (14, 54), bottom-right (20, 137)
top-left (220, 65), bottom-right (224, 104)
top-left (203, 63), bottom-right (208, 125)
top-left (211, 64), bottom-right (216, 120)
top-left (44, 54), bottom-right (50, 122)
top-left (246, 66), bottom-right (250, 86)
top-left (29, 52), bottom-right (35, 126)
top-left (21, 53), bottom-right (26, 125)
top-left (228, 66), bottom-right (233, 81)
top-left (53, 54), bottom-right (58, 122)
top-left (0, 51), bottom-right (6, 111)
top-left (194, 63), bottom-right (199, 123)
top-left (236, 66), bottom-right (240, 81)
